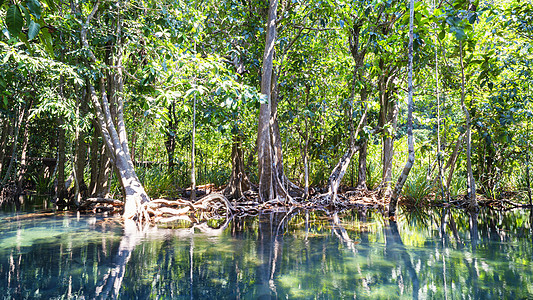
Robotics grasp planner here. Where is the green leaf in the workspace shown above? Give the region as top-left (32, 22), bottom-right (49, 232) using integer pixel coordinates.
top-left (451, 27), bottom-right (465, 40)
top-left (19, 4), bottom-right (30, 24)
top-left (28, 20), bottom-right (40, 40)
top-left (26, 0), bottom-right (42, 19)
top-left (438, 30), bottom-right (445, 40)
top-left (468, 13), bottom-right (477, 24)
top-left (0, 0), bottom-right (4, 7)
top-left (40, 27), bottom-right (54, 58)
top-left (6, 5), bottom-right (24, 38)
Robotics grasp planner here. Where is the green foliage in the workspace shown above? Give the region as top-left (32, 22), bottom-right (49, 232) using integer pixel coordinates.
top-left (5, 5), bottom-right (23, 38)
top-left (402, 166), bottom-right (433, 204)
top-left (449, 176), bottom-right (467, 198)
top-left (30, 173), bottom-right (53, 195)
top-left (139, 166), bottom-right (178, 198)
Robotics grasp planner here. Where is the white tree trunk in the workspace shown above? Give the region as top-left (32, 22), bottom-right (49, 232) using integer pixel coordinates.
top-left (82, 1), bottom-right (149, 221)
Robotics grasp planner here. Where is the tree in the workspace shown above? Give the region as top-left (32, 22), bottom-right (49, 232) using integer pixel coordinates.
top-left (388, 0), bottom-right (416, 217)
top-left (80, 1), bottom-right (149, 220)
top-left (257, 0), bottom-right (293, 203)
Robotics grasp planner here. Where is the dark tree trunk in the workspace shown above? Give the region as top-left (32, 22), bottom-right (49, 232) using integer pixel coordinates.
top-left (1, 105), bottom-right (27, 187)
top-left (165, 103), bottom-right (176, 172)
top-left (95, 142), bottom-right (112, 198)
top-left (224, 135), bottom-right (251, 200)
top-left (56, 119), bottom-right (68, 204)
top-left (16, 111), bottom-right (31, 193)
top-left (357, 129), bottom-right (368, 189)
top-left (75, 92), bottom-right (90, 201)
top-left (0, 119), bottom-right (10, 177)
top-left (89, 123), bottom-right (100, 196)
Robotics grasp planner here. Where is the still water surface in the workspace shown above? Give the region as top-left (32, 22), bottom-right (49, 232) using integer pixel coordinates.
top-left (1, 198), bottom-right (532, 299)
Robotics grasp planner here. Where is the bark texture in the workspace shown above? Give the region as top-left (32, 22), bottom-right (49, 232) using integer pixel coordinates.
top-left (81, 1), bottom-right (149, 221)
top-left (224, 135), bottom-right (251, 200)
top-left (459, 41), bottom-right (477, 211)
top-left (257, 0), bottom-right (292, 203)
top-left (388, 0), bottom-right (416, 217)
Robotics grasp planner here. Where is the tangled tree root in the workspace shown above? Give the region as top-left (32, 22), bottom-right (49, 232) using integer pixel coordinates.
top-left (78, 190), bottom-right (381, 224)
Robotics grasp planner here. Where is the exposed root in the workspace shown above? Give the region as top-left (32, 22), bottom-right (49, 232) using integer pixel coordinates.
top-left (75, 188), bottom-right (533, 225)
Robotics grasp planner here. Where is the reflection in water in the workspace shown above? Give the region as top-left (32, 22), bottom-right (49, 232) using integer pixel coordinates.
top-left (384, 220), bottom-right (419, 300)
top-left (1, 207), bottom-right (533, 299)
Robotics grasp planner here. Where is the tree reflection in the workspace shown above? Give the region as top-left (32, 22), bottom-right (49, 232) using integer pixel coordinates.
top-left (1, 208), bottom-right (533, 298)
top-left (95, 219), bottom-right (144, 298)
top-left (384, 220), bottom-right (419, 300)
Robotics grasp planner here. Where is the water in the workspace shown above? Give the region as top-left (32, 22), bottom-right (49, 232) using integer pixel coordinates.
top-left (1, 201), bottom-right (532, 299)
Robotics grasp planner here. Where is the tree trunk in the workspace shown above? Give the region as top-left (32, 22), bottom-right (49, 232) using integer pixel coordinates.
top-left (16, 110), bottom-right (31, 193)
top-left (190, 93), bottom-right (197, 201)
top-left (258, 0), bottom-right (291, 203)
top-left (326, 104), bottom-right (368, 204)
top-left (81, 2), bottom-right (149, 221)
top-left (459, 41), bottom-right (477, 211)
top-left (303, 86), bottom-right (310, 199)
top-left (324, 20), bottom-right (370, 203)
top-left (165, 102), bottom-right (176, 172)
top-left (0, 118), bottom-right (10, 177)
top-left (444, 133), bottom-right (465, 200)
top-left (388, 0), bottom-right (415, 217)
top-left (89, 123), bottom-right (100, 195)
top-left (381, 89), bottom-right (398, 196)
top-left (75, 91), bottom-right (90, 202)
top-left (224, 135), bottom-right (251, 200)
top-left (94, 142), bottom-right (112, 197)
top-left (1, 105), bottom-right (28, 187)
top-left (357, 128), bottom-right (368, 189)
top-left (55, 119), bottom-right (68, 204)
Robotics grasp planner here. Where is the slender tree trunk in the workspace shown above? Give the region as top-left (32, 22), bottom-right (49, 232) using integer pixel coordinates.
top-left (381, 92), bottom-right (398, 196)
top-left (0, 119), bottom-right (10, 176)
top-left (388, 0), bottom-right (415, 217)
top-left (165, 103), bottom-right (176, 172)
top-left (527, 123), bottom-right (532, 205)
top-left (357, 102), bottom-right (368, 190)
top-left (16, 110), bottom-right (31, 193)
top-left (89, 123), bottom-right (100, 195)
top-left (325, 21), bottom-right (370, 202)
top-left (444, 134), bottom-right (465, 199)
top-left (190, 93), bottom-right (196, 201)
top-left (75, 91), bottom-right (89, 202)
top-left (2, 105), bottom-right (28, 187)
top-left (459, 41), bottom-right (477, 211)
top-left (303, 86), bottom-right (310, 198)
top-left (95, 142), bottom-right (112, 197)
top-left (326, 104), bottom-right (368, 203)
top-left (56, 119), bottom-right (68, 203)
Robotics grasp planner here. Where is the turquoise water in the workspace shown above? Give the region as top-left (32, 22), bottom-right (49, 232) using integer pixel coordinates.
top-left (1, 201), bottom-right (532, 299)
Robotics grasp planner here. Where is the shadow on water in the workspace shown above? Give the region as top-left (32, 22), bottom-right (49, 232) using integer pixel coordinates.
top-left (1, 202), bottom-right (533, 299)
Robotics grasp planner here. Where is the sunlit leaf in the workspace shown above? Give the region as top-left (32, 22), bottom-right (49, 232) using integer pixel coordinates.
top-left (28, 20), bottom-right (40, 40)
